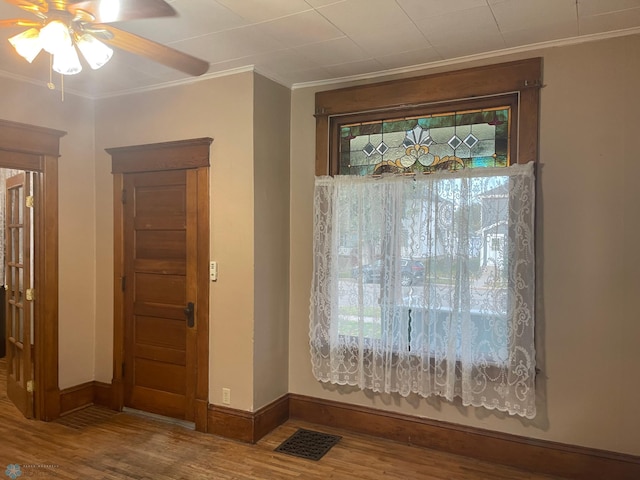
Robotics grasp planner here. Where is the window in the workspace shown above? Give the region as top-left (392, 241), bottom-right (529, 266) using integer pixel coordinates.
top-left (310, 59), bottom-right (540, 418)
top-left (336, 98), bottom-right (515, 176)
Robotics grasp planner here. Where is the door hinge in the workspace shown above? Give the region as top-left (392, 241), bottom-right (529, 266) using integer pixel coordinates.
top-left (121, 189), bottom-right (126, 204)
top-left (26, 288), bottom-right (35, 301)
top-left (121, 276), bottom-right (126, 291)
top-left (26, 195), bottom-right (34, 208)
top-left (27, 380), bottom-right (34, 392)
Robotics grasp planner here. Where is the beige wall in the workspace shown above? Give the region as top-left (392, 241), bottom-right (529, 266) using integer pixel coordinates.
top-left (252, 75), bottom-right (291, 409)
top-left (0, 76), bottom-right (96, 389)
top-left (93, 72), bottom-right (287, 411)
top-left (289, 35), bottom-right (640, 456)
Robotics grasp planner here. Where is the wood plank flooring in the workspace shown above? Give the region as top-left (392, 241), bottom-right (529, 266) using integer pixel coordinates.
top-left (0, 358), bottom-right (564, 479)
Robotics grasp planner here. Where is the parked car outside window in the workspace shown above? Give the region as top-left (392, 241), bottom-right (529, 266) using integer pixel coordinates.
top-left (352, 258), bottom-right (425, 286)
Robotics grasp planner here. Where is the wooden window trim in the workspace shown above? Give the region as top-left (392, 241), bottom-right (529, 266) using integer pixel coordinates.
top-left (315, 58), bottom-right (542, 176)
top-left (313, 61), bottom-right (541, 370)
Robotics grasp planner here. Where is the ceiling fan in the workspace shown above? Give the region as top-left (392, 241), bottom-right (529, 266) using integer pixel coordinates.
top-left (0, 0), bottom-right (209, 76)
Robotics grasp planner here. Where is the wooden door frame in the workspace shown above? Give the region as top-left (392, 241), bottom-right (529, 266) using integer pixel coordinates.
top-left (108, 138), bottom-right (212, 432)
top-left (0, 119), bottom-right (65, 421)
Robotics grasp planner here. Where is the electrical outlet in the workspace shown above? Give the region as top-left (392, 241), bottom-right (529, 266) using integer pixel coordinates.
top-left (222, 387), bottom-right (231, 405)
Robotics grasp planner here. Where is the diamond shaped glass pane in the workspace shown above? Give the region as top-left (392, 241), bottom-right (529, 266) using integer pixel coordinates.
top-left (464, 133), bottom-right (479, 148)
top-left (363, 142), bottom-right (376, 157)
top-left (376, 142), bottom-right (389, 155)
top-left (448, 135), bottom-right (462, 149)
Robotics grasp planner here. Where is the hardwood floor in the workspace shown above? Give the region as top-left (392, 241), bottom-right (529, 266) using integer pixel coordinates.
top-left (0, 358), bottom-right (563, 479)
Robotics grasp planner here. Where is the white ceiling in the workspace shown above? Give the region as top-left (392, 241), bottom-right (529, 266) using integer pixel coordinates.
top-left (1, 0), bottom-right (640, 98)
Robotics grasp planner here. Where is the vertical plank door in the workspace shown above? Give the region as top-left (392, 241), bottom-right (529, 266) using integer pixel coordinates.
top-left (122, 169), bottom-right (197, 421)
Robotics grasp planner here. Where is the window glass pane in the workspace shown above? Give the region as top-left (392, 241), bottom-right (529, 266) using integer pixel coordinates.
top-left (338, 107), bottom-right (510, 175)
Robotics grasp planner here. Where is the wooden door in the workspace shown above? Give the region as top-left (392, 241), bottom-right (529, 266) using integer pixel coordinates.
top-left (122, 169), bottom-right (198, 421)
top-left (5, 172), bottom-right (34, 418)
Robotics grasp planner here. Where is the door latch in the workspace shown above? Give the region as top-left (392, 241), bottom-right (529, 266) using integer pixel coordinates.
top-left (184, 302), bottom-right (195, 328)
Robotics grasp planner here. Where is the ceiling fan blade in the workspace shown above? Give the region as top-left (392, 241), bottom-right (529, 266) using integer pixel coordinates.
top-left (94, 24), bottom-right (209, 76)
top-left (2, 0), bottom-right (46, 16)
top-left (0, 18), bottom-right (41, 28)
top-left (67, 0), bottom-right (176, 23)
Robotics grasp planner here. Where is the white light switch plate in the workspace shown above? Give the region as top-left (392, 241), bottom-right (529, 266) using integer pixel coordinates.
top-left (210, 261), bottom-right (218, 281)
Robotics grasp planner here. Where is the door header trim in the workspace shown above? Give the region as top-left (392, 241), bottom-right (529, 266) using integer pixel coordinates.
top-left (108, 138), bottom-right (213, 174)
top-left (0, 119), bottom-right (66, 158)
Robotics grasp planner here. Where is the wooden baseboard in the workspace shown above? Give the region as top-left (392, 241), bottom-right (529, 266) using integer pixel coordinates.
top-left (59, 381), bottom-right (113, 416)
top-left (254, 395), bottom-right (289, 441)
top-left (56, 382), bottom-right (639, 480)
top-left (194, 398), bottom-right (209, 433)
top-left (288, 394), bottom-right (640, 480)
top-left (207, 395), bottom-right (289, 444)
top-left (93, 381), bottom-right (113, 408)
top-left (59, 382), bottom-right (94, 415)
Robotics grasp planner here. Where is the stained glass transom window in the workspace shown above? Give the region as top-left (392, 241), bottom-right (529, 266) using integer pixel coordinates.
top-left (338, 107), bottom-right (510, 175)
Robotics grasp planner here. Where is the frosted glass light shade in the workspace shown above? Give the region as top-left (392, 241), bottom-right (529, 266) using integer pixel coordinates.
top-left (40, 20), bottom-right (71, 55)
top-left (76, 33), bottom-right (113, 70)
top-left (52, 44), bottom-right (82, 75)
top-left (8, 28), bottom-right (43, 63)
top-left (100, 0), bottom-right (120, 23)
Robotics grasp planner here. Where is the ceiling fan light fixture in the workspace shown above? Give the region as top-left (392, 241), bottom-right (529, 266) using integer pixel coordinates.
top-left (1, 0), bottom-right (207, 81)
top-left (52, 43), bottom-right (82, 75)
top-left (8, 27), bottom-right (43, 63)
top-left (76, 33), bottom-right (113, 70)
top-left (99, 0), bottom-right (121, 23)
top-left (40, 19), bottom-right (72, 55)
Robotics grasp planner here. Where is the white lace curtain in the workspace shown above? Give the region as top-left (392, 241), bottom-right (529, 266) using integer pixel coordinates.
top-left (309, 162), bottom-right (536, 418)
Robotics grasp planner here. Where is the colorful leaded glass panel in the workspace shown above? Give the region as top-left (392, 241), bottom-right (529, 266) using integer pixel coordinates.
top-left (338, 107), bottom-right (510, 175)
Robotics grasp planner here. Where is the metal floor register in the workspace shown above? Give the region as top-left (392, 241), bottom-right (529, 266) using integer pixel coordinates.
top-left (274, 428), bottom-right (341, 461)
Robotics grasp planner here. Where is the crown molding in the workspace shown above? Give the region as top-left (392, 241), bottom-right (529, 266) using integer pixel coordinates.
top-left (92, 65), bottom-right (256, 99)
top-left (291, 27), bottom-right (640, 90)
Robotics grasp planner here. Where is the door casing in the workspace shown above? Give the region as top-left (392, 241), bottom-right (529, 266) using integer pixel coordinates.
top-left (0, 119), bottom-right (64, 421)
top-left (108, 138), bottom-right (212, 432)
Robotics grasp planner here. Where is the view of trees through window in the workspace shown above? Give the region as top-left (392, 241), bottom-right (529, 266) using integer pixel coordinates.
top-left (331, 173), bottom-right (512, 343)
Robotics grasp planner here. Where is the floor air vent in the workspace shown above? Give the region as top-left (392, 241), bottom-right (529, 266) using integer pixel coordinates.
top-left (274, 428), bottom-right (341, 461)
top-left (54, 405), bottom-right (119, 430)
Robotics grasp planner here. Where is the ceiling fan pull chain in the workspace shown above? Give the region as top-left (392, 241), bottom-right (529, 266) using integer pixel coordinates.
top-left (46, 54), bottom-right (64, 101)
top-left (47, 54), bottom-right (55, 91)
